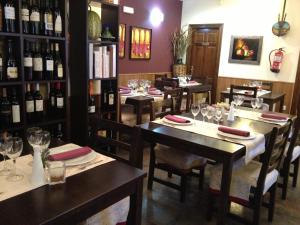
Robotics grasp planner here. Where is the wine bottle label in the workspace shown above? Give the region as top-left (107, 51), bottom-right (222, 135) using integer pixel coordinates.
top-left (12, 105), bottom-right (20, 123)
top-left (4, 6), bottom-right (16, 20)
top-left (7, 67), bottom-right (18, 78)
top-left (56, 97), bottom-right (64, 108)
top-left (35, 99), bottom-right (44, 112)
top-left (46, 60), bottom-right (54, 71)
top-left (45, 13), bottom-right (53, 30)
top-left (57, 66), bottom-right (63, 77)
top-left (30, 11), bottom-right (40, 22)
top-left (51, 96), bottom-right (55, 106)
top-left (0, 58), bottom-right (2, 67)
top-left (22, 8), bottom-right (29, 21)
top-left (33, 58), bottom-right (43, 71)
top-left (26, 100), bottom-right (34, 113)
top-left (88, 106), bottom-right (95, 113)
top-left (55, 16), bottom-right (62, 32)
top-left (24, 57), bottom-right (33, 67)
top-left (108, 94), bottom-right (114, 105)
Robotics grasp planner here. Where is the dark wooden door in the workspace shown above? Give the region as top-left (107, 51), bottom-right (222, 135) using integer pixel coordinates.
top-left (187, 24), bottom-right (223, 103)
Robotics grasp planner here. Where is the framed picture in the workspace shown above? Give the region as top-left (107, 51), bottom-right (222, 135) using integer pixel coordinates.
top-left (119, 24), bottom-right (126, 58)
top-left (228, 36), bottom-right (263, 65)
top-left (130, 26), bottom-right (152, 60)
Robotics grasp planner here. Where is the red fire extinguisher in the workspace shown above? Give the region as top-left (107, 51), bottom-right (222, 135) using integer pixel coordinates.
top-left (269, 48), bottom-right (285, 73)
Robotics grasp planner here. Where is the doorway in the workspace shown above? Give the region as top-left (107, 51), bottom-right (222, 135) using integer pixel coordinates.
top-left (186, 24), bottom-right (223, 103)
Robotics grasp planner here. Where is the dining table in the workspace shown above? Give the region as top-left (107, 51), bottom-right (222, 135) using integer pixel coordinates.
top-left (0, 143), bottom-right (146, 225)
top-left (138, 108), bottom-right (295, 225)
top-left (220, 89), bottom-right (285, 112)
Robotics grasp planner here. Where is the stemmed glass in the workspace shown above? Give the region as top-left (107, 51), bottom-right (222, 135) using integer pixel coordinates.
top-left (0, 133), bottom-right (13, 176)
top-left (206, 106), bottom-right (215, 122)
top-left (256, 98), bottom-right (263, 109)
top-left (186, 75), bottom-right (192, 83)
top-left (251, 98), bottom-right (257, 111)
top-left (214, 108), bottom-right (223, 124)
top-left (6, 137), bottom-right (23, 182)
top-left (191, 104), bottom-right (200, 125)
top-left (200, 104), bottom-right (208, 122)
top-left (40, 131), bottom-right (51, 166)
top-left (27, 127), bottom-right (43, 150)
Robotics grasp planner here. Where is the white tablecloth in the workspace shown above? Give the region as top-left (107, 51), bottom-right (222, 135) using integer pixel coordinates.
top-left (120, 93), bottom-right (164, 104)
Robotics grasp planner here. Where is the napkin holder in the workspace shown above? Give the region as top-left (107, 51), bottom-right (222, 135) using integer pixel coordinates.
top-left (227, 102), bottom-right (235, 122)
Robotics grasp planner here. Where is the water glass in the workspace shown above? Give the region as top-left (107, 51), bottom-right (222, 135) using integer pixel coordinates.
top-left (256, 98), bottom-right (263, 109)
top-left (214, 108), bottom-right (223, 124)
top-left (48, 161), bottom-right (66, 185)
top-left (6, 137), bottom-right (23, 182)
top-left (191, 104), bottom-right (200, 125)
top-left (200, 104), bottom-right (208, 122)
top-left (0, 133), bottom-right (13, 176)
top-left (251, 98), bottom-right (257, 110)
top-left (206, 106), bottom-right (215, 122)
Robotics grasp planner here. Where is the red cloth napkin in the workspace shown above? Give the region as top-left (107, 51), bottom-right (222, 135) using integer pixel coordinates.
top-left (148, 90), bottom-right (162, 95)
top-left (261, 113), bottom-right (288, 121)
top-left (119, 89), bottom-right (131, 94)
top-left (165, 115), bottom-right (190, 123)
top-left (119, 86), bottom-right (131, 90)
top-left (188, 80), bottom-right (197, 84)
top-left (218, 126), bottom-right (250, 137)
top-left (148, 87), bottom-right (157, 91)
top-left (49, 146), bottom-right (92, 161)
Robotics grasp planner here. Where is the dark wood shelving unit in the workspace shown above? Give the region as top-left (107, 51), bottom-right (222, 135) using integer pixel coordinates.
top-left (0, 0), bottom-right (70, 148)
top-left (69, 0), bottom-right (119, 146)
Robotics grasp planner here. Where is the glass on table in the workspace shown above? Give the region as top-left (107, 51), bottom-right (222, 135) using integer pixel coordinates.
top-left (214, 108), bottom-right (223, 124)
top-left (256, 97), bottom-right (263, 109)
top-left (191, 104), bottom-right (200, 125)
top-left (251, 98), bottom-right (257, 111)
top-left (0, 133), bottom-right (13, 176)
top-left (200, 104), bottom-right (208, 122)
top-left (6, 137), bottom-right (23, 182)
top-left (206, 106), bottom-right (215, 122)
top-left (47, 161), bottom-right (66, 185)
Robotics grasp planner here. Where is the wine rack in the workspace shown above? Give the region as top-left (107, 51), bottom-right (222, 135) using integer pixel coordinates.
top-left (69, 0), bottom-right (119, 146)
top-left (0, 0), bottom-right (69, 153)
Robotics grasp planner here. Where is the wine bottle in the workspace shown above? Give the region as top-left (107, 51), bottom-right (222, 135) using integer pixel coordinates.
top-left (21, 0), bottom-right (30, 33)
top-left (102, 87), bottom-right (107, 109)
top-left (4, 0), bottom-right (16, 33)
top-left (30, 0), bottom-right (41, 35)
top-left (0, 88), bottom-right (12, 128)
top-left (49, 83), bottom-right (56, 115)
top-left (11, 87), bottom-right (20, 124)
top-left (0, 2), bottom-right (3, 31)
top-left (25, 84), bottom-right (34, 122)
top-left (55, 82), bottom-right (64, 117)
top-left (107, 83), bottom-right (115, 110)
top-left (6, 40), bottom-right (18, 80)
top-left (56, 123), bottom-right (63, 140)
top-left (0, 54), bottom-right (3, 81)
top-left (44, 40), bottom-right (54, 80)
top-left (34, 83), bottom-right (44, 121)
top-left (33, 41), bottom-right (43, 80)
top-left (54, 0), bottom-right (62, 37)
top-left (88, 81), bottom-right (95, 114)
top-left (54, 43), bottom-right (63, 79)
top-left (24, 40), bottom-right (33, 81)
top-left (43, 0), bottom-right (53, 36)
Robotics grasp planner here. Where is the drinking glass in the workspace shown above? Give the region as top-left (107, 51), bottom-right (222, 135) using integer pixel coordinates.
top-left (186, 75), bottom-right (192, 82)
top-left (0, 134), bottom-right (13, 176)
top-left (191, 104), bottom-right (200, 125)
top-left (206, 106), bottom-right (215, 122)
top-left (6, 137), bottom-right (23, 182)
top-left (200, 104), bottom-right (208, 122)
top-left (256, 98), bottom-right (263, 109)
top-left (214, 108), bottom-right (223, 124)
top-left (233, 95), bottom-right (239, 106)
top-left (251, 98), bottom-right (257, 111)
top-left (27, 127), bottom-right (43, 150)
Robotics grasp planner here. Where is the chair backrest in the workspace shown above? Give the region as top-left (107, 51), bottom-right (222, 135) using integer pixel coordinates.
top-left (150, 98), bottom-right (175, 121)
top-left (186, 84), bottom-right (212, 111)
top-left (285, 119), bottom-right (300, 163)
top-left (162, 78), bottom-right (179, 89)
top-left (89, 119), bottom-right (142, 168)
top-left (229, 85), bottom-right (258, 104)
top-left (256, 120), bottom-right (292, 196)
top-left (155, 73), bottom-right (168, 80)
top-left (163, 88), bottom-right (183, 113)
top-left (262, 82), bottom-right (273, 91)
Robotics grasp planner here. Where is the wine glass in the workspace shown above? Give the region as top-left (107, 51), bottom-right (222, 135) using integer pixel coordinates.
top-left (6, 137), bottom-right (23, 182)
top-left (27, 127), bottom-right (43, 150)
top-left (186, 75), bottom-right (192, 82)
top-left (214, 108), bottom-right (223, 124)
top-left (40, 131), bottom-right (51, 166)
top-left (251, 98), bottom-right (257, 111)
top-left (206, 106), bottom-right (215, 122)
top-left (0, 133), bottom-right (13, 176)
top-left (200, 104), bottom-right (208, 122)
top-left (191, 104), bottom-right (200, 125)
top-left (256, 98), bottom-right (263, 109)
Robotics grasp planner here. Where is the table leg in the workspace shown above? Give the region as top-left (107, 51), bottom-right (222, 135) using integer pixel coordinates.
top-left (136, 103), bottom-right (142, 125)
top-left (279, 96), bottom-right (285, 113)
top-left (127, 178), bottom-right (143, 225)
top-left (217, 158), bottom-right (233, 225)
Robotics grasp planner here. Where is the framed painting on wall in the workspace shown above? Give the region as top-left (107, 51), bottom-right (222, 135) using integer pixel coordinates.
top-left (130, 26), bottom-right (152, 60)
top-left (228, 36), bottom-right (263, 65)
top-left (119, 24), bottom-right (126, 58)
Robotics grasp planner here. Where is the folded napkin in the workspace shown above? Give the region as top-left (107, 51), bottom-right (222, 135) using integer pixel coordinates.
top-left (218, 126), bottom-right (250, 137)
top-left (148, 87), bottom-right (158, 91)
top-left (148, 90), bottom-right (162, 95)
top-left (188, 80), bottom-right (197, 84)
top-left (49, 146), bottom-right (92, 161)
top-left (119, 89), bottom-right (131, 94)
top-left (165, 115), bottom-right (190, 123)
top-left (261, 113), bottom-right (288, 121)
top-left (119, 86), bottom-right (131, 90)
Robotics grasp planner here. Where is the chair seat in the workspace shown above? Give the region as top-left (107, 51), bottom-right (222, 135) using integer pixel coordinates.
top-left (292, 146), bottom-right (300, 162)
top-left (209, 159), bottom-right (279, 201)
top-left (155, 144), bottom-right (207, 170)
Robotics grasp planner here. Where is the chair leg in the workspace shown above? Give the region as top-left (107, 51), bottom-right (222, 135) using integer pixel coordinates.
top-left (147, 146), bottom-right (155, 190)
top-left (206, 192), bottom-right (214, 221)
top-left (268, 184), bottom-right (277, 222)
top-left (253, 196), bottom-right (262, 225)
top-left (180, 175), bottom-right (187, 202)
top-left (281, 161), bottom-right (290, 200)
top-left (168, 171), bottom-right (172, 178)
top-left (293, 158), bottom-right (299, 187)
top-left (198, 166), bottom-right (205, 190)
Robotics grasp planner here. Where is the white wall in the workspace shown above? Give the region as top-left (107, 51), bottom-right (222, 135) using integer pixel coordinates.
top-left (181, 0), bottom-right (300, 83)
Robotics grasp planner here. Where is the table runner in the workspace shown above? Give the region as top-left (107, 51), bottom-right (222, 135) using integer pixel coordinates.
top-left (120, 93), bottom-right (164, 104)
top-left (0, 143), bottom-right (115, 202)
top-left (236, 109), bottom-right (287, 125)
top-left (152, 116), bottom-right (265, 164)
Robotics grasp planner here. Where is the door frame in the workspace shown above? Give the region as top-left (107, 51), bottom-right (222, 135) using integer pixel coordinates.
top-left (186, 23), bottom-right (223, 103)
top-left (291, 52), bottom-right (300, 114)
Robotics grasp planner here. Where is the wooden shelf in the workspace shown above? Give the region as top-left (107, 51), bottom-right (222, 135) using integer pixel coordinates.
top-left (23, 34), bottom-right (65, 41)
top-left (0, 32), bottom-right (20, 37)
top-left (25, 80), bottom-right (66, 84)
top-left (27, 118), bottom-right (66, 127)
top-left (0, 81), bottom-right (23, 86)
top-left (88, 40), bottom-right (118, 45)
top-left (89, 77), bottom-right (117, 81)
top-left (0, 125), bottom-right (24, 133)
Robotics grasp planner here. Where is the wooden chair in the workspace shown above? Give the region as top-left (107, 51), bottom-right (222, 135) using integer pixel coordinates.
top-left (148, 98), bottom-right (207, 202)
top-left (262, 82), bottom-right (273, 91)
top-left (185, 84), bottom-right (212, 112)
top-left (229, 85), bottom-right (258, 107)
top-left (162, 78), bottom-right (179, 89)
top-left (163, 88), bottom-right (183, 114)
top-left (207, 120), bottom-right (292, 225)
top-left (89, 118), bottom-right (142, 168)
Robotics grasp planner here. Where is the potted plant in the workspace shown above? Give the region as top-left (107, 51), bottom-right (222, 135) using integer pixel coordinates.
top-left (171, 27), bottom-right (190, 76)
